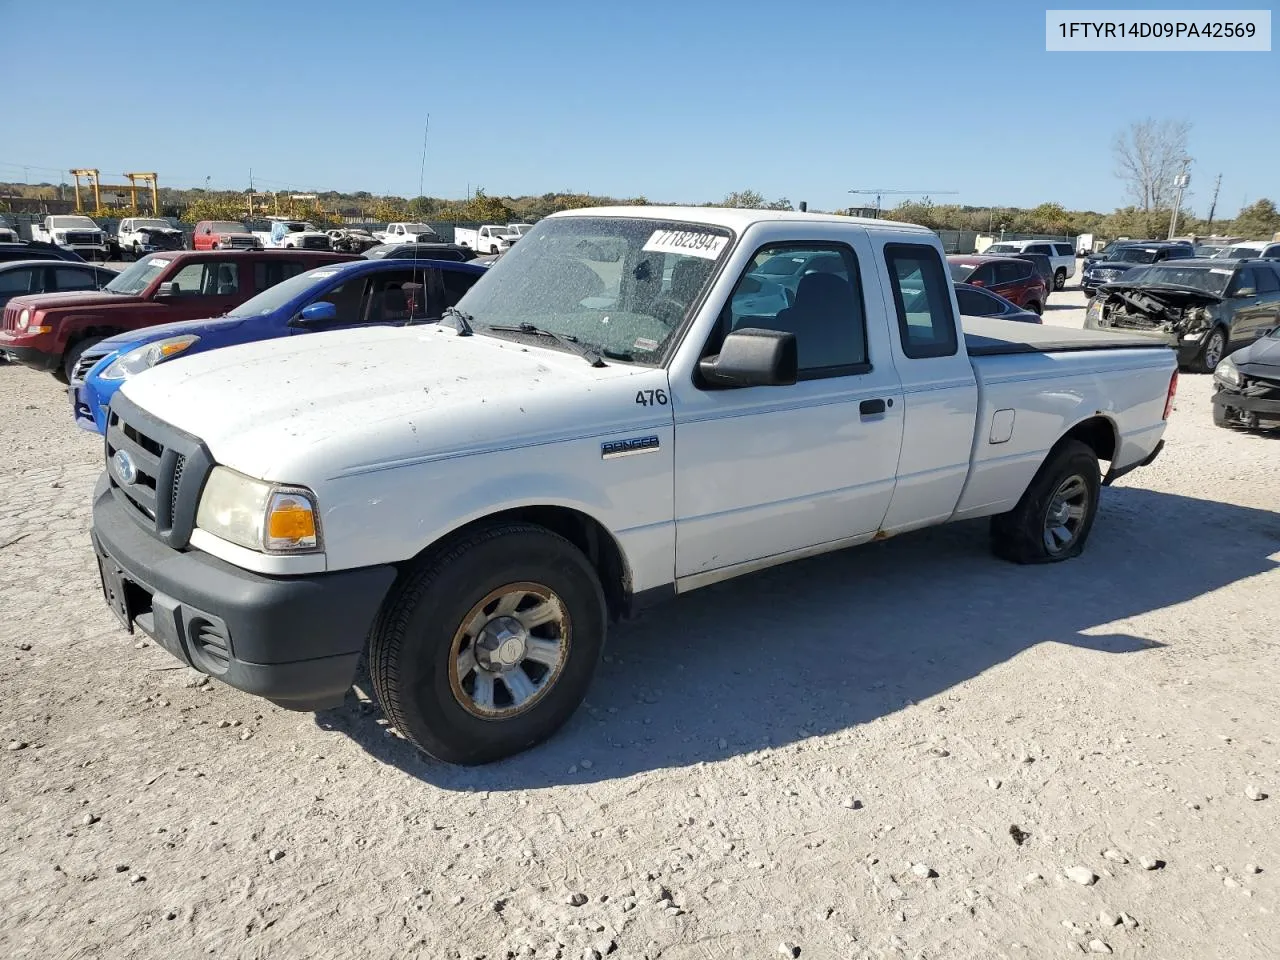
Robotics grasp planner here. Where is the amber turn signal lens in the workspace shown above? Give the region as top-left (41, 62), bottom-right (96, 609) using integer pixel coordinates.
top-left (265, 494), bottom-right (318, 549)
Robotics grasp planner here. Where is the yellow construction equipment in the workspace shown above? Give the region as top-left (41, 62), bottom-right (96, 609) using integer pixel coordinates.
top-left (69, 169), bottom-right (160, 214)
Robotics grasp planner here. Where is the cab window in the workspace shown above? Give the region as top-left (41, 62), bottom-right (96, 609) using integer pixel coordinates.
top-left (884, 244), bottom-right (959, 359)
top-left (713, 242), bottom-right (868, 378)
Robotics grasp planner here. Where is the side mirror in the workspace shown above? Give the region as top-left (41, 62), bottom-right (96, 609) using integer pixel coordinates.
top-left (1234, 288), bottom-right (1256, 298)
top-left (154, 281), bottom-right (181, 298)
top-left (698, 328), bottom-right (797, 389)
top-left (294, 301), bottom-right (337, 325)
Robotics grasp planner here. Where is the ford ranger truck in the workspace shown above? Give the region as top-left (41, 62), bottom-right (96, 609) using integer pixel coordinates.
top-left (89, 207), bottom-right (1177, 765)
top-left (0, 249), bottom-right (352, 380)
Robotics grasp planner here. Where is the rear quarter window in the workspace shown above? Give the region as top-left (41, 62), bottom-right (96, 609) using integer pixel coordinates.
top-left (884, 243), bottom-right (959, 360)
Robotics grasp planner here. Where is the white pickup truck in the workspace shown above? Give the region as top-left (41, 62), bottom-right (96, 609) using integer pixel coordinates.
top-left (253, 218), bottom-right (331, 251)
top-left (375, 222), bottom-right (442, 245)
top-left (454, 223), bottom-right (519, 254)
top-left (89, 207), bottom-right (1176, 765)
top-left (32, 215), bottom-right (108, 260)
top-left (117, 218), bottom-right (185, 259)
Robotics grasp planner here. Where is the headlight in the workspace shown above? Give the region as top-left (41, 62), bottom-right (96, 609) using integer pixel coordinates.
top-left (195, 467), bottom-right (321, 553)
top-left (100, 335), bottom-right (199, 380)
top-left (1215, 356), bottom-right (1241, 385)
top-left (17, 308), bottom-right (30, 330)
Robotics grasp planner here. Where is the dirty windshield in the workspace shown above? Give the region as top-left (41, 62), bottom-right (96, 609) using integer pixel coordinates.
top-left (457, 216), bottom-right (732, 363)
top-left (105, 256), bottom-right (172, 295)
top-left (1123, 264), bottom-right (1232, 296)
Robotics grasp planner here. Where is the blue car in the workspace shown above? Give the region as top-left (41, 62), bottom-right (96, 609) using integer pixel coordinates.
top-left (71, 257), bottom-right (487, 434)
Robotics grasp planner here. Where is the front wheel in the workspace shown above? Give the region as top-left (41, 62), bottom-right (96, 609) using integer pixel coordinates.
top-left (1195, 328), bottom-right (1226, 374)
top-left (369, 522), bottom-right (607, 764)
top-left (1054, 269), bottom-right (1066, 291)
top-left (59, 336), bottom-right (104, 384)
top-left (1026, 300), bottom-right (1043, 316)
top-left (990, 439), bottom-right (1101, 564)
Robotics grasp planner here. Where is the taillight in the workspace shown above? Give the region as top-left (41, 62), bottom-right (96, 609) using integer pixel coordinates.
top-left (1163, 370), bottom-right (1178, 420)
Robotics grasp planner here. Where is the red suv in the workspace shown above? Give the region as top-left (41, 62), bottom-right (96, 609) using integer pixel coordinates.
top-left (193, 220), bottom-right (258, 251)
top-left (1, 250), bottom-right (354, 380)
top-left (947, 255), bottom-right (1047, 315)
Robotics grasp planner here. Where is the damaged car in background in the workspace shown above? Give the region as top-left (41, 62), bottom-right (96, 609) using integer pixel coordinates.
top-left (1213, 328), bottom-right (1280, 430)
top-left (1084, 258), bottom-right (1280, 373)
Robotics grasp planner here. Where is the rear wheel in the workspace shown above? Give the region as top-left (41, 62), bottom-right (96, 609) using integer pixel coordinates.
top-left (1026, 300), bottom-right (1043, 316)
top-left (369, 522), bottom-right (607, 765)
top-left (990, 439), bottom-right (1100, 564)
top-left (1195, 327), bottom-right (1227, 373)
top-left (1054, 268), bottom-right (1066, 291)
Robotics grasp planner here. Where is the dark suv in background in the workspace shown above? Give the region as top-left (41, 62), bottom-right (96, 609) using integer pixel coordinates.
top-left (1081, 241), bottom-right (1196, 297)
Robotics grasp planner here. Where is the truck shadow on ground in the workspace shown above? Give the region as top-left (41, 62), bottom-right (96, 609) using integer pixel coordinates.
top-left (315, 486), bottom-right (1280, 789)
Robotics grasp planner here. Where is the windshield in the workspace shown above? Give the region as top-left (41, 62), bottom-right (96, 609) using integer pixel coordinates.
top-left (105, 256), bottom-right (172, 295)
top-left (1126, 264), bottom-right (1232, 296)
top-left (1111, 247), bottom-right (1159, 264)
top-left (984, 243), bottom-right (1019, 254)
top-left (132, 219), bottom-right (170, 230)
top-left (947, 262), bottom-right (979, 282)
top-left (211, 221), bottom-right (245, 233)
top-left (458, 216), bottom-right (732, 363)
top-left (1217, 245), bottom-right (1262, 259)
top-left (401, 223), bottom-right (432, 234)
top-left (227, 267), bottom-right (339, 317)
top-left (285, 222), bottom-right (314, 232)
top-left (51, 216), bottom-right (96, 229)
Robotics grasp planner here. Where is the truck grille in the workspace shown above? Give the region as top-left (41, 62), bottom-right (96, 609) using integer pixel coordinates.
top-left (104, 393), bottom-right (213, 549)
top-left (66, 231), bottom-right (101, 245)
top-left (2, 304), bottom-right (17, 332)
top-left (227, 236), bottom-right (255, 249)
top-left (301, 235), bottom-right (329, 250)
top-left (71, 344), bottom-right (114, 384)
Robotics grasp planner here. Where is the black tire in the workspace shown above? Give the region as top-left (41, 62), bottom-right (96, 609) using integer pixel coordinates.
top-left (1026, 300), bottom-right (1043, 316)
top-left (1054, 269), bottom-right (1066, 291)
top-left (369, 522), bottom-right (606, 764)
top-left (990, 438), bottom-right (1101, 564)
top-left (59, 336), bottom-right (104, 384)
top-left (1195, 327), bottom-right (1227, 374)
top-left (1212, 400), bottom-right (1231, 428)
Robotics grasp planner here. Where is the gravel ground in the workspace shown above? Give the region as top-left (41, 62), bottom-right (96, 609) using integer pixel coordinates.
top-left (2, 285), bottom-right (1278, 960)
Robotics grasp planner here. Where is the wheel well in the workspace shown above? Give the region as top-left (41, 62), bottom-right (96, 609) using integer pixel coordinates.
top-left (413, 507), bottom-right (632, 621)
top-left (1063, 415), bottom-right (1117, 463)
top-left (63, 326), bottom-right (120, 357)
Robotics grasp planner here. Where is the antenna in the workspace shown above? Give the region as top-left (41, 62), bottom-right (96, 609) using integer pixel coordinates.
top-left (847, 188), bottom-right (958, 218)
top-left (418, 115), bottom-right (430, 199)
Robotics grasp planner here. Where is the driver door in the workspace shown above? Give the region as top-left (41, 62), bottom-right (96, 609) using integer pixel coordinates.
top-left (671, 231), bottom-right (905, 582)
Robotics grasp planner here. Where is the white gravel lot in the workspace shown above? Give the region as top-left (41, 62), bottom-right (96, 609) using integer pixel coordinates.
top-left (1, 284), bottom-right (1278, 960)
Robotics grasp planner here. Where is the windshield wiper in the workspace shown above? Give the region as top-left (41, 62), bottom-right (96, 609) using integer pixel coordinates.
top-left (442, 306), bottom-right (475, 336)
top-left (486, 322), bottom-right (606, 367)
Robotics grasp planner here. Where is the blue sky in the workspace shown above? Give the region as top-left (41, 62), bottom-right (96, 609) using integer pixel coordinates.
top-left (1, 0), bottom-right (1275, 216)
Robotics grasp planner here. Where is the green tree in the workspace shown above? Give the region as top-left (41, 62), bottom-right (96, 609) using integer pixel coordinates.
top-left (465, 188), bottom-right (512, 223)
top-left (371, 197), bottom-right (406, 223)
top-left (1230, 198), bottom-right (1280, 238)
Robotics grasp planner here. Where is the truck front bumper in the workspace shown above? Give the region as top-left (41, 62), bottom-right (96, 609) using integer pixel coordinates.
top-left (0, 335), bottom-right (59, 371)
top-left (91, 473), bottom-right (398, 711)
top-left (1213, 381), bottom-right (1280, 427)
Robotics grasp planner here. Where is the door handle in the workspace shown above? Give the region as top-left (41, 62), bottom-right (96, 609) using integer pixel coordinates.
top-left (859, 398), bottom-right (886, 416)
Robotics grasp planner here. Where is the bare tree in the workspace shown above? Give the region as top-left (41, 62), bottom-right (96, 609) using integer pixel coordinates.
top-left (1113, 119), bottom-right (1192, 233)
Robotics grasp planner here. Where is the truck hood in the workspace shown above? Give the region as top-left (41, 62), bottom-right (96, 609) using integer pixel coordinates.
top-left (119, 324), bottom-right (653, 482)
top-left (9, 290), bottom-right (139, 312)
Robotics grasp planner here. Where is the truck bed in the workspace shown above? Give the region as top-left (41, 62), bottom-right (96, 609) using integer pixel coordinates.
top-left (962, 315), bottom-right (1170, 356)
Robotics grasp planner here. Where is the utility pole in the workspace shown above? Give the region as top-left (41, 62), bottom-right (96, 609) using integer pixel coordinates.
top-left (1205, 173), bottom-right (1222, 233)
top-left (1167, 163), bottom-right (1190, 239)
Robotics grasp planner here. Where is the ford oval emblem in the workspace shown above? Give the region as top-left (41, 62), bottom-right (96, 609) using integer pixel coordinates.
top-left (113, 449), bottom-right (138, 485)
